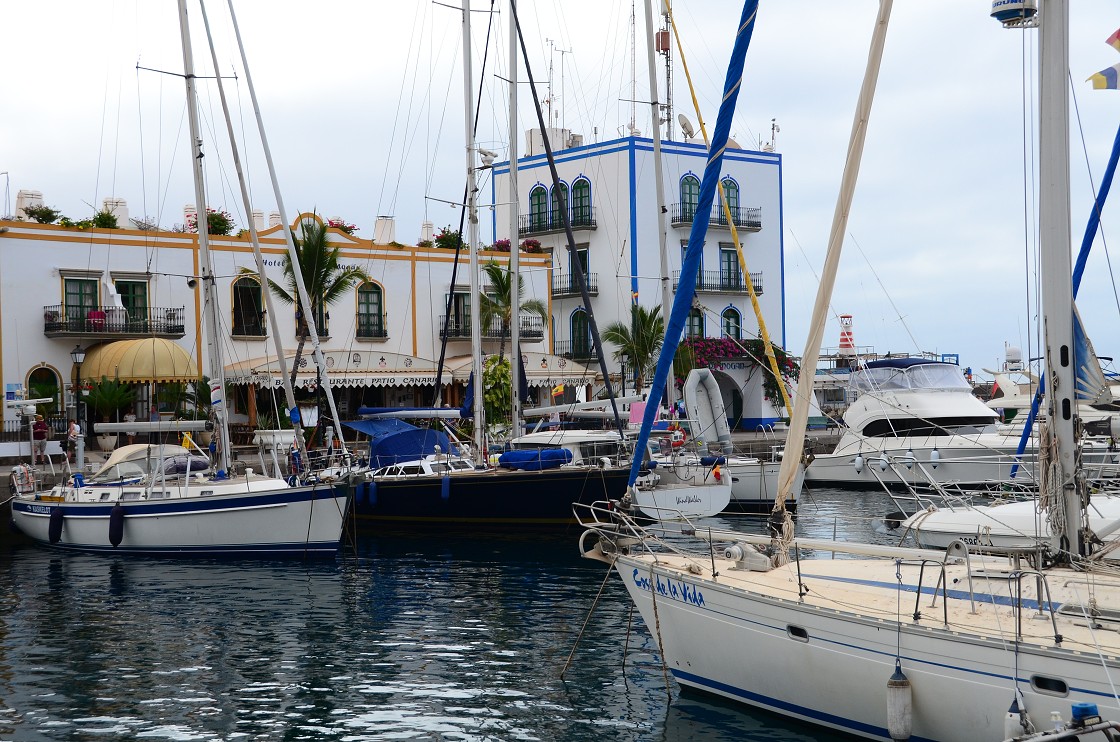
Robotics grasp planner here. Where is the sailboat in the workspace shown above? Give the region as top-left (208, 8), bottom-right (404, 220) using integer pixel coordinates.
top-left (575, 2), bottom-right (1120, 739)
top-left (9, 0), bottom-right (350, 557)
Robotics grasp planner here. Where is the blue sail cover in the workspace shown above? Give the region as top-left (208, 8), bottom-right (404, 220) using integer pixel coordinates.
top-left (1010, 121), bottom-right (1120, 476)
top-left (627, 0), bottom-right (760, 487)
top-left (342, 418), bottom-right (459, 468)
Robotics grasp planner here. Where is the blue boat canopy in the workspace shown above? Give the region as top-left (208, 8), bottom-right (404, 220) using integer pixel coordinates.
top-left (342, 418), bottom-right (459, 468)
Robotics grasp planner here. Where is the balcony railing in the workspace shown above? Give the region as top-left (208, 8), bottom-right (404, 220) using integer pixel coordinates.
top-left (356, 314), bottom-right (388, 340)
top-left (670, 203), bottom-right (762, 231)
top-left (440, 315), bottom-right (545, 341)
top-left (43, 305), bottom-right (186, 339)
top-left (555, 339), bottom-right (596, 361)
top-left (518, 207), bottom-right (597, 236)
top-left (672, 270), bottom-right (763, 294)
top-left (551, 272), bottom-right (599, 297)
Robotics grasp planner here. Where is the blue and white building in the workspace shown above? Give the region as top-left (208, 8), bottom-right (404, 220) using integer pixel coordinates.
top-left (490, 128), bottom-right (787, 429)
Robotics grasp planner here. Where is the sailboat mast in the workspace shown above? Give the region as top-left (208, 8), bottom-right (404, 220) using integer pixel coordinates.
top-left (643, 0), bottom-right (675, 410)
top-left (1038, 0), bottom-right (1081, 557)
top-left (196, 0), bottom-right (309, 467)
top-left (176, 0), bottom-right (232, 474)
top-left (463, 0), bottom-right (486, 455)
top-left (224, 0), bottom-right (348, 457)
top-left (773, 0), bottom-right (892, 511)
top-left (508, 2), bottom-right (522, 434)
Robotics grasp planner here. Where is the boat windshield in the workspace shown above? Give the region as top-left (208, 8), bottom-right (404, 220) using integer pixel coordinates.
top-left (851, 364), bottom-right (971, 393)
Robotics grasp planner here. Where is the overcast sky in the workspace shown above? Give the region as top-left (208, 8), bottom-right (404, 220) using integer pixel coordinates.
top-left (4, 1), bottom-right (1120, 377)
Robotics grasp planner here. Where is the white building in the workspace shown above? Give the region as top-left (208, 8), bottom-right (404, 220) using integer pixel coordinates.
top-left (490, 129), bottom-right (788, 429)
top-left (0, 202), bottom-right (588, 451)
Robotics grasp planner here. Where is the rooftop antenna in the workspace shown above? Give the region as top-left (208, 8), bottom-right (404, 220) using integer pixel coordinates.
top-left (657, 9), bottom-right (673, 139)
top-left (628, 1), bottom-right (638, 136)
top-left (765, 118), bottom-right (780, 151)
top-left (544, 38), bottom-right (571, 129)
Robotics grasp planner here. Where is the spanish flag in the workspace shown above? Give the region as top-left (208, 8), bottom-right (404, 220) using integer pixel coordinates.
top-left (551, 384), bottom-right (565, 397)
top-left (1089, 63), bottom-right (1120, 90)
top-left (1108, 27), bottom-right (1120, 53)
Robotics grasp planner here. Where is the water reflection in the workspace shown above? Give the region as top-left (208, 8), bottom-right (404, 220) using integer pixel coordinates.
top-left (0, 487), bottom-right (891, 740)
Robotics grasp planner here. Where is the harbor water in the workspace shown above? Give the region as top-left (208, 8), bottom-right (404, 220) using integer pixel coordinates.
top-left (0, 486), bottom-right (899, 740)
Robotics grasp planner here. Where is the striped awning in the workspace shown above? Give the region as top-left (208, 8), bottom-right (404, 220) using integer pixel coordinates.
top-left (445, 352), bottom-right (597, 388)
top-left (225, 349), bottom-right (451, 389)
top-left (79, 338), bottom-right (198, 383)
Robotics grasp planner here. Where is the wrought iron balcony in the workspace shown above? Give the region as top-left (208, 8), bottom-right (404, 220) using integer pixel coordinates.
top-left (440, 314), bottom-right (545, 342)
top-left (43, 304), bottom-right (186, 339)
top-left (518, 207), bottom-right (597, 236)
top-left (551, 272), bottom-right (599, 298)
top-left (670, 203), bottom-right (762, 231)
top-left (555, 339), bottom-right (596, 361)
top-left (672, 270), bottom-right (763, 294)
top-left (355, 314), bottom-right (388, 340)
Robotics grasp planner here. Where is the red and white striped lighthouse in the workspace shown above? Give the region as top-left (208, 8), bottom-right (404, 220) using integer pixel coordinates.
top-left (838, 314), bottom-right (855, 356)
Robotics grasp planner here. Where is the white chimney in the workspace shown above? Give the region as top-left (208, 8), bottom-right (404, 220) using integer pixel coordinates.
top-left (268, 211), bottom-right (282, 228)
top-left (102, 197), bottom-right (128, 225)
top-left (420, 220), bottom-right (434, 243)
top-left (15, 190), bottom-right (43, 220)
top-left (252, 210), bottom-right (265, 230)
top-left (374, 216), bottom-right (395, 244)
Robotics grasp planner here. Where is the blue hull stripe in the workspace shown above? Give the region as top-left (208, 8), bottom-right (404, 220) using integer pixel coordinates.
top-left (672, 668), bottom-right (935, 742)
top-left (12, 484), bottom-right (346, 518)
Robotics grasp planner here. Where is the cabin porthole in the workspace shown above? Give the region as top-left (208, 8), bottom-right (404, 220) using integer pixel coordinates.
top-left (1030, 675), bottom-right (1069, 697)
top-left (787, 625), bottom-right (809, 642)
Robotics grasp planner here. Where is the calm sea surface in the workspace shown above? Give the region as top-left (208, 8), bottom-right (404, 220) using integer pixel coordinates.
top-left (0, 487), bottom-right (898, 741)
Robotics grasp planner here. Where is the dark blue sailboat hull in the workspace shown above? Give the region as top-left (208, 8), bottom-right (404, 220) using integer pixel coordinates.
top-left (350, 467), bottom-right (630, 526)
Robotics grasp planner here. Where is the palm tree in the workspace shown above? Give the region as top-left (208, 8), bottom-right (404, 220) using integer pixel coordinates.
top-left (602, 304), bottom-right (664, 393)
top-left (258, 217), bottom-right (370, 388)
top-left (479, 260), bottom-right (548, 360)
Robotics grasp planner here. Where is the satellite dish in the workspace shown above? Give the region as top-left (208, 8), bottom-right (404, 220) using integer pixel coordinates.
top-left (678, 114), bottom-right (696, 139)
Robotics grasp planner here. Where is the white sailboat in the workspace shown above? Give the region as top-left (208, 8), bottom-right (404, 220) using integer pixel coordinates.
top-left (576, 2), bottom-right (1120, 740)
top-left (9, 0), bottom-right (350, 557)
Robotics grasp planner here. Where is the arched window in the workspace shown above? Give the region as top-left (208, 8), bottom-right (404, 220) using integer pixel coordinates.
top-left (686, 307), bottom-right (704, 338)
top-left (232, 276), bottom-right (264, 336)
top-left (571, 309), bottom-right (590, 358)
top-left (529, 185), bottom-right (548, 231)
top-left (721, 178), bottom-right (740, 210)
top-left (680, 175), bottom-right (701, 221)
top-left (357, 282), bottom-right (385, 338)
top-left (27, 367), bottom-right (61, 415)
top-left (571, 178), bottom-right (592, 225)
top-left (551, 182), bottom-right (569, 227)
top-left (721, 307), bottom-right (741, 340)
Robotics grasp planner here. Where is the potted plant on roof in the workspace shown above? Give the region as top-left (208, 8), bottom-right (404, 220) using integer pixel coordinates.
top-left (85, 376), bottom-right (136, 451)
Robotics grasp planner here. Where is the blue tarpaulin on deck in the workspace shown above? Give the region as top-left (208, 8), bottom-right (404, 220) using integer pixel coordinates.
top-left (342, 418), bottom-right (459, 468)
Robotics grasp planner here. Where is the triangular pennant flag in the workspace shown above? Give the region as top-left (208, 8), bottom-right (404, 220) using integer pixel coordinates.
top-left (1088, 62), bottom-right (1120, 90)
top-left (1108, 27), bottom-right (1120, 53)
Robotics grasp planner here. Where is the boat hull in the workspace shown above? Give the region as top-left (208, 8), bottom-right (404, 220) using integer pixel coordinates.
top-left (804, 440), bottom-right (1037, 490)
top-left (350, 466), bottom-right (630, 525)
top-left (727, 460), bottom-right (802, 513)
top-left (609, 553), bottom-right (1120, 740)
top-left (10, 483), bottom-right (350, 556)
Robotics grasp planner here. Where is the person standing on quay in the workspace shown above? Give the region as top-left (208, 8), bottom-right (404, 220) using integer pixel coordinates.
top-left (66, 419), bottom-right (80, 463)
top-left (32, 414), bottom-right (49, 465)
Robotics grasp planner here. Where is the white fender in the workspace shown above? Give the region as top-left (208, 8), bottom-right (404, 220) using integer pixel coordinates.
top-left (683, 369), bottom-right (733, 454)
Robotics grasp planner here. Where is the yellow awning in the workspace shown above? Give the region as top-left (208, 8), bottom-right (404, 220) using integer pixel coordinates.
top-left (79, 338), bottom-right (198, 383)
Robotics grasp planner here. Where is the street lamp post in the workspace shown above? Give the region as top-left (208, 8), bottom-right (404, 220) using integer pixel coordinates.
top-left (70, 344), bottom-right (86, 469)
top-left (620, 352), bottom-right (629, 397)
